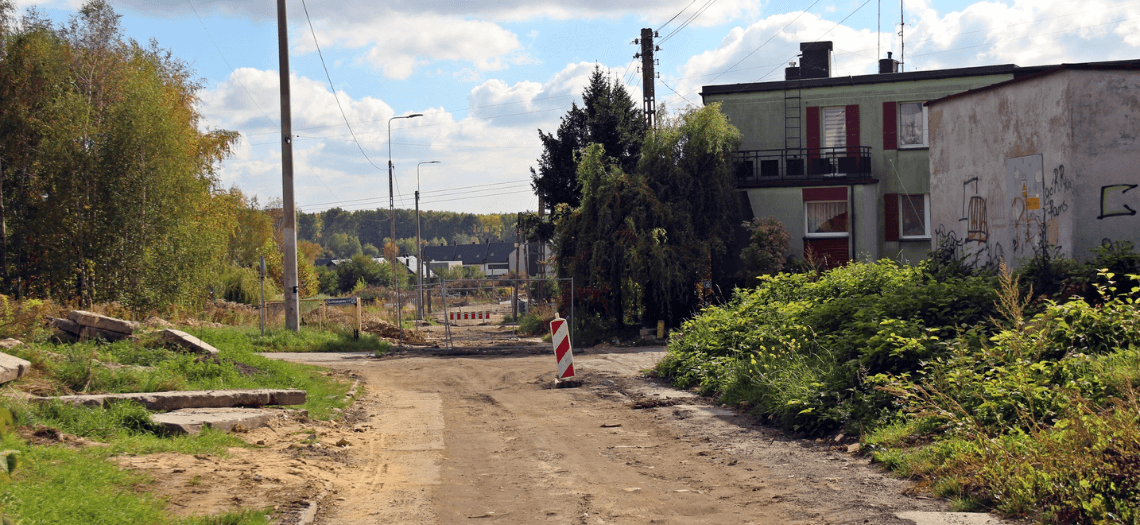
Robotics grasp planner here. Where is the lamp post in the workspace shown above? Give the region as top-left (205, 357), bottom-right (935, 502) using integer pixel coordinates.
top-left (388, 113), bottom-right (422, 345)
top-left (416, 161), bottom-right (440, 320)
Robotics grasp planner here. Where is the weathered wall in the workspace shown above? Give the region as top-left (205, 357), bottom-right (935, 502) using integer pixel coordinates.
top-left (709, 73), bottom-right (1011, 263)
top-left (1068, 70), bottom-right (1140, 256)
top-left (931, 69), bottom-right (1140, 268)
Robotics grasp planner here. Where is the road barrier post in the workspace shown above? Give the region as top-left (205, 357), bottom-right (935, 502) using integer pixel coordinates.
top-left (549, 314), bottom-right (575, 381)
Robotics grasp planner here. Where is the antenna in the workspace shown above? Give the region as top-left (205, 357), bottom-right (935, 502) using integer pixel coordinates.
top-left (899, 0), bottom-right (905, 72)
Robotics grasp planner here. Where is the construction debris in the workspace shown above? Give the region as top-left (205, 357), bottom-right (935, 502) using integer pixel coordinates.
top-left (48, 310), bottom-right (138, 342)
top-left (35, 388), bottom-right (307, 411)
top-left (163, 329), bottom-right (221, 356)
top-left (0, 352), bottom-right (31, 384)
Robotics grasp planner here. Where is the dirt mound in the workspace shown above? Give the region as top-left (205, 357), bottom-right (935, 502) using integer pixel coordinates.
top-left (361, 319), bottom-right (427, 344)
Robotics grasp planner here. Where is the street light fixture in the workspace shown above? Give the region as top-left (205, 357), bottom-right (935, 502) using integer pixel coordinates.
top-left (388, 113), bottom-right (422, 346)
top-left (416, 161), bottom-right (440, 320)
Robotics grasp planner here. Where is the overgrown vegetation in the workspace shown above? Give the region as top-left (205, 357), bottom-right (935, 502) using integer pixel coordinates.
top-left (0, 321), bottom-right (361, 524)
top-left (658, 243), bottom-right (1140, 523)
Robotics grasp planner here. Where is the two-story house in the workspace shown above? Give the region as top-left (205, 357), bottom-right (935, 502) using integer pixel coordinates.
top-left (701, 41), bottom-right (1054, 266)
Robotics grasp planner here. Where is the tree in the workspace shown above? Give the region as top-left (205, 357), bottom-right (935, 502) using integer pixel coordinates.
top-left (0, 1), bottom-right (238, 309)
top-left (531, 66), bottom-right (645, 213)
top-left (740, 217), bottom-right (791, 278)
top-left (552, 104), bottom-right (742, 327)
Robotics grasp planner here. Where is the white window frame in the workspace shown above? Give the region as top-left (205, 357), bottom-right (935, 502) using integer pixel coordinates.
top-left (898, 102), bottom-right (929, 149)
top-left (804, 200), bottom-right (850, 239)
top-left (821, 107), bottom-right (847, 149)
top-left (898, 194), bottom-right (931, 239)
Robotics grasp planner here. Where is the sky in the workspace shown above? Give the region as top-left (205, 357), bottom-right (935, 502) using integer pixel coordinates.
top-left (10, 0), bottom-right (1140, 215)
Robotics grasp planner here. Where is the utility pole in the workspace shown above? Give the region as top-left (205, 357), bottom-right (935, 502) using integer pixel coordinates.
top-left (636, 28), bottom-right (659, 129)
top-left (276, 0), bottom-right (300, 331)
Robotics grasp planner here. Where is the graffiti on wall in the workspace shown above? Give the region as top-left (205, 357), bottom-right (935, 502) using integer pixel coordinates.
top-left (959, 177), bottom-right (989, 243)
top-left (1006, 155), bottom-right (1071, 254)
top-left (935, 223), bottom-right (1005, 268)
top-left (1098, 184), bottom-right (1138, 219)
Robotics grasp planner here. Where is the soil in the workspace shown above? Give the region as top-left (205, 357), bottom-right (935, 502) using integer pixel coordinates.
top-left (111, 327), bottom-right (1015, 524)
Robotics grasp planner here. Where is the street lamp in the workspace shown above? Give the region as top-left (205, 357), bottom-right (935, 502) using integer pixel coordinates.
top-left (416, 160), bottom-right (440, 320)
top-left (388, 113), bottom-right (422, 345)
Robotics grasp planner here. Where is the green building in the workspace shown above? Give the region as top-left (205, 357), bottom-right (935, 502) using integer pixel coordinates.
top-left (701, 42), bottom-right (1051, 266)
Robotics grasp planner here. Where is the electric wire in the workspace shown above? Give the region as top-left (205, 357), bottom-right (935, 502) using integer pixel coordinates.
top-left (299, 0), bottom-right (386, 176)
top-left (300, 179), bottom-right (532, 208)
top-left (700, 0), bottom-right (823, 86)
top-left (658, 0), bottom-right (717, 45)
top-left (657, 0), bottom-right (700, 32)
top-left (186, 0), bottom-right (277, 129)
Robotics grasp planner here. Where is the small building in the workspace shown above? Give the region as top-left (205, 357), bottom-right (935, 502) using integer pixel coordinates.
top-left (701, 42), bottom-right (1059, 267)
top-left (928, 61), bottom-right (1140, 269)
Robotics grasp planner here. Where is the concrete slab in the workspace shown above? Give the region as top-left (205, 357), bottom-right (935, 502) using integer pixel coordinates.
top-left (79, 325), bottom-right (131, 342)
top-left (68, 310), bottom-right (138, 335)
top-left (49, 317), bottom-right (82, 336)
top-left (896, 511), bottom-right (1008, 525)
top-left (151, 408), bottom-right (273, 435)
top-left (162, 329), bottom-right (220, 356)
top-left (38, 389), bottom-right (306, 411)
top-left (0, 338), bottom-right (23, 350)
top-left (0, 352), bottom-right (31, 384)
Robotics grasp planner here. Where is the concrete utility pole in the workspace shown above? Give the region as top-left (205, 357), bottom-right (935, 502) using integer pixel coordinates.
top-left (276, 0), bottom-right (300, 331)
top-left (389, 114), bottom-right (422, 344)
top-left (637, 28), bottom-right (658, 129)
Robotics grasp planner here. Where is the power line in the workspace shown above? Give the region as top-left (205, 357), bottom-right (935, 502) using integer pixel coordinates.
top-left (186, 0), bottom-right (277, 128)
top-left (300, 179), bottom-right (532, 208)
top-left (659, 0), bottom-right (717, 45)
top-left (657, 0), bottom-right (700, 32)
top-left (298, 0), bottom-right (385, 176)
top-left (701, 0), bottom-right (823, 86)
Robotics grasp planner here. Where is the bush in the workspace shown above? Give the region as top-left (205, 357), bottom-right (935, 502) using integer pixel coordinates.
top-left (657, 258), bottom-right (1001, 435)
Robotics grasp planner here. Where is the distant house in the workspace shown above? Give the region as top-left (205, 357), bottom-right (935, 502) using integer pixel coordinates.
top-left (927, 61), bottom-right (1140, 269)
top-left (420, 242), bottom-right (547, 278)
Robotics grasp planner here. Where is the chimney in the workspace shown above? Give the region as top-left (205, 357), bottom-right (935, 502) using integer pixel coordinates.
top-left (798, 41), bottom-right (832, 80)
top-left (879, 51), bottom-right (899, 74)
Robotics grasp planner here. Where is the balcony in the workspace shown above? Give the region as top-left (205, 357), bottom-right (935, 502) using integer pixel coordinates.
top-left (735, 146), bottom-right (875, 187)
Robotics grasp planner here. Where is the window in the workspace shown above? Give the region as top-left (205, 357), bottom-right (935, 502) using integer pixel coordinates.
top-left (805, 201), bottom-right (849, 237)
top-left (899, 102), bottom-right (928, 147)
top-left (821, 107), bottom-right (846, 149)
top-left (899, 194), bottom-right (930, 239)
top-left (487, 263), bottom-right (509, 270)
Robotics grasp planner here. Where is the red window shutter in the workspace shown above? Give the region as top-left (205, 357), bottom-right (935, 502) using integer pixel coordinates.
top-left (845, 104), bottom-right (860, 155)
top-left (803, 187), bottom-right (848, 202)
top-left (884, 193), bottom-right (900, 242)
top-left (883, 102), bottom-right (897, 150)
top-left (805, 106), bottom-right (820, 158)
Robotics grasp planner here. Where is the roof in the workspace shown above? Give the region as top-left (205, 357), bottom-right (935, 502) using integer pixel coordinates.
top-left (926, 59), bottom-right (1140, 107)
top-left (484, 242), bottom-right (516, 264)
top-left (701, 64), bottom-right (1024, 98)
top-left (452, 244), bottom-right (488, 265)
top-left (421, 245), bottom-right (455, 262)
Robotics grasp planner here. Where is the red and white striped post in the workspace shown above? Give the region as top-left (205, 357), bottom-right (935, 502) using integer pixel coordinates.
top-left (549, 314), bottom-right (575, 379)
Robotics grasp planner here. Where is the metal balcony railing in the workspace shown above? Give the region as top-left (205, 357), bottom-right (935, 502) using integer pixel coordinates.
top-left (735, 146), bottom-right (873, 186)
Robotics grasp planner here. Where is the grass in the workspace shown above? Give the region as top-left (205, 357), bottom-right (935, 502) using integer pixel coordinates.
top-left (0, 322), bottom-right (368, 525)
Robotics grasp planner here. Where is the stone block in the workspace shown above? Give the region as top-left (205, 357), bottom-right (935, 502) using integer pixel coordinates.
top-left (162, 329), bottom-right (220, 356)
top-left (151, 408), bottom-right (273, 435)
top-left (0, 338), bottom-right (23, 350)
top-left (68, 310), bottom-right (138, 335)
top-left (0, 352), bottom-right (31, 384)
top-left (79, 325), bottom-right (131, 342)
top-left (269, 389), bottom-right (307, 406)
top-left (40, 388), bottom-right (306, 411)
top-left (49, 317), bottom-right (82, 336)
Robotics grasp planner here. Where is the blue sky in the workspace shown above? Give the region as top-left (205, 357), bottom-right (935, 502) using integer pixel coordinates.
top-left (11, 0), bottom-right (1140, 214)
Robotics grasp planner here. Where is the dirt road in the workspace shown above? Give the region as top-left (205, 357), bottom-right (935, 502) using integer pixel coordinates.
top-left (116, 343), bottom-right (1009, 524)
top-left (216, 347), bottom-right (997, 525)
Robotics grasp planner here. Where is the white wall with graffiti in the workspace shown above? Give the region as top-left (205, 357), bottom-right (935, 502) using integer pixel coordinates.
top-left (928, 67), bottom-right (1140, 269)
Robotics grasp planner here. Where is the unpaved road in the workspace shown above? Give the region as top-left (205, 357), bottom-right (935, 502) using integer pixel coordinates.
top-left (231, 347), bottom-right (1003, 525)
top-left (114, 343), bottom-right (1009, 524)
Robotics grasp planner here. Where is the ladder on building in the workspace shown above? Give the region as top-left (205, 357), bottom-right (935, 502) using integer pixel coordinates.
top-left (784, 80), bottom-right (802, 151)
